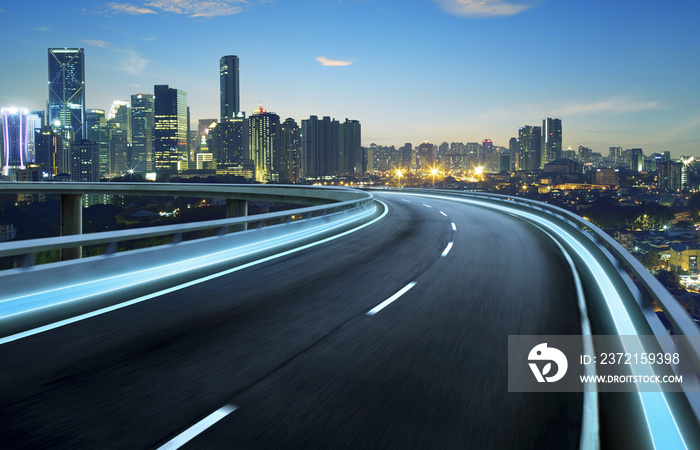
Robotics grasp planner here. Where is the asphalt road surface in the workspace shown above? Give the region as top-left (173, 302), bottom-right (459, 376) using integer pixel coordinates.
top-left (0, 191), bottom-right (583, 449)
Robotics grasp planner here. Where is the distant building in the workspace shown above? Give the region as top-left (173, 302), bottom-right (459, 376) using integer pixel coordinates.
top-left (399, 143), bottom-right (412, 170)
top-left (280, 118), bottom-right (301, 183)
top-left (48, 48), bottom-right (86, 141)
top-left (657, 160), bottom-right (684, 191)
top-left (543, 158), bottom-right (580, 175)
top-left (339, 119), bottom-right (362, 176)
top-left (301, 115), bottom-right (339, 178)
top-left (70, 139), bottom-right (99, 182)
top-left (518, 126), bottom-right (541, 170)
top-left (669, 243), bottom-right (700, 274)
top-left (154, 85), bottom-right (188, 173)
top-left (131, 94), bottom-right (155, 172)
top-left (416, 142), bottom-right (435, 170)
top-left (34, 126), bottom-right (62, 175)
top-left (594, 168), bottom-right (620, 185)
top-left (1, 107), bottom-right (29, 176)
top-left (578, 146), bottom-right (593, 165)
top-left (609, 147), bottom-right (623, 165)
top-left (86, 109), bottom-right (108, 176)
top-left (220, 55), bottom-right (240, 121)
top-left (629, 148), bottom-right (644, 172)
top-left (613, 230), bottom-right (634, 252)
top-left (249, 103), bottom-right (280, 183)
top-left (542, 118), bottom-right (562, 165)
top-left (217, 113), bottom-right (248, 166)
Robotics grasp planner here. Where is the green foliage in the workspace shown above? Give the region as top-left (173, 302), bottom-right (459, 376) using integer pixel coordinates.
top-left (584, 198), bottom-right (674, 230)
top-left (656, 269), bottom-right (685, 291)
top-left (638, 251), bottom-right (662, 270)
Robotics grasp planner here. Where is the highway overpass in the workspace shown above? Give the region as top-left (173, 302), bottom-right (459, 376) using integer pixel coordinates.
top-left (0, 183), bottom-right (698, 449)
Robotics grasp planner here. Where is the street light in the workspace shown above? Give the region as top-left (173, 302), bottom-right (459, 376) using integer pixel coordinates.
top-left (430, 167), bottom-right (439, 187)
top-left (397, 169), bottom-right (403, 188)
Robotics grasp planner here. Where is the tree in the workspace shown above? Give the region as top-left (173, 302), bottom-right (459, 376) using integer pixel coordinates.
top-left (656, 269), bottom-right (685, 291)
top-left (639, 251), bottom-right (662, 270)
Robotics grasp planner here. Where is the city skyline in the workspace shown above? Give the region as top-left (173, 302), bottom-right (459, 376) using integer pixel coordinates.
top-left (1, 1), bottom-right (698, 156)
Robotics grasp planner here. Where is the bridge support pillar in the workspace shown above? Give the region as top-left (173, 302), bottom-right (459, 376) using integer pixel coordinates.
top-left (226, 199), bottom-right (248, 232)
top-left (61, 194), bottom-right (83, 260)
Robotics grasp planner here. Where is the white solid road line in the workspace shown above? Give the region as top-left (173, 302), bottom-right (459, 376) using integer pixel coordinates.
top-left (441, 242), bottom-right (454, 257)
top-left (157, 404), bottom-right (238, 450)
top-left (367, 282), bottom-right (417, 315)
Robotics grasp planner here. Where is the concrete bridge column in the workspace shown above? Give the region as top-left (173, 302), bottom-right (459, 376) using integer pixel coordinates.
top-left (226, 199), bottom-right (248, 232)
top-left (61, 194), bottom-right (83, 260)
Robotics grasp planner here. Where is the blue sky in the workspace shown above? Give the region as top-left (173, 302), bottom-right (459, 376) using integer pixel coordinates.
top-left (1, 0), bottom-right (698, 156)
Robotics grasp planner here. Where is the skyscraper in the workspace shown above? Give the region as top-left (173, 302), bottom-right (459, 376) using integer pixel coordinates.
top-left (280, 118), bottom-right (301, 183)
top-left (86, 109), bottom-right (108, 176)
top-left (339, 119), bottom-right (361, 176)
top-left (131, 94), bottom-right (155, 172)
top-left (154, 85), bottom-right (188, 173)
top-left (34, 126), bottom-right (62, 175)
top-left (70, 139), bottom-right (99, 182)
top-left (217, 113), bottom-right (249, 166)
top-left (301, 115), bottom-right (339, 178)
top-left (416, 142), bottom-right (435, 170)
top-left (249, 103), bottom-right (280, 183)
top-left (2, 108), bottom-right (29, 176)
top-left (542, 118), bottom-right (562, 165)
top-left (518, 126), bottom-right (541, 170)
top-left (220, 55), bottom-right (240, 122)
top-left (48, 48), bottom-right (86, 141)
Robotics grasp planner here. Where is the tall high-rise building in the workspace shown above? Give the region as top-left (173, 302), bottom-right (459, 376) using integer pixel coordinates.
top-left (86, 109), bottom-right (109, 176)
top-left (217, 113), bottom-right (248, 165)
top-left (26, 111), bottom-right (44, 163)
top-left (301, 115), bottom-right (339, 178)
top-left (608, 147), bottom-right (622, 166)
top-left (220, 55), bottom-right (240, 121)
top-left (339, 119), bottom-right (361, 176)
top-left (399, 143), bottom-right (412, 170)
top-left (131, 94), bottom-right (154, 172)
top-left (108, 100), bottom-right (131, 142)
top-left (34, 126), bottom-right (62, 175)
top-left (2, 108), bottom-right (29, 176)
top-left (518, 126), bottom-right (541, 170)
top-left (657, 160), bottom-right (684, 191)
top-left (154, 85), bottom-right (188, 173)
top-left (629, 148), bottom-right (644, 172)
top-left (48, 48), bottom-right (86, 141)
top-left (280, 118), bottom-right (301, 183)
top-left (542, 118), bottom-right (562, 165)
top-left (416, 142), bottom-right (435, 170)
top-left (249, 104), bottom-right (280, 183)
top-left (70, 139), bottom-right (99, 182)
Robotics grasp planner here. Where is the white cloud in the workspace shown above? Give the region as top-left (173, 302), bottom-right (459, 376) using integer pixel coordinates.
top-left (104, 2), bottom-right (158, 14)
top-left (117, 49), bottom-right (149, 75)
top-left (316, 56), bottom-right (352, 67)
top-left (555, 97), bottom-right (661, 115)
top-left (433, 0), bottom-right (533, 17)
top-left (146, 0), bottom-right (249, 17)
top-left (81, 39), bottom-right (111, 48)
top-left (101, 0), bottom-right (252, 17)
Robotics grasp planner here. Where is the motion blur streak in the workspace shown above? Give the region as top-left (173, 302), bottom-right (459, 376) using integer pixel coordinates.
top-left (392, 191), bottom-right (686, 450)
top-left (0, 202), bottom-right (387, 345)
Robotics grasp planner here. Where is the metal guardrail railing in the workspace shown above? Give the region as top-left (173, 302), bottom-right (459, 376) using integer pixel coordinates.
top-left (0, 184), bottom-right (374, 267)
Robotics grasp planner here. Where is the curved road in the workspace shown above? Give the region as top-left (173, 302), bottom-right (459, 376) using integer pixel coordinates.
top-left (0, 191), bottom-right (584, 449)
